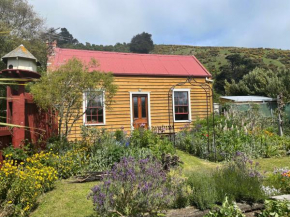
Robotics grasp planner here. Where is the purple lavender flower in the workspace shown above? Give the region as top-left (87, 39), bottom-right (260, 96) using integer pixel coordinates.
top-left (88, 157), bottom-right (175, 216)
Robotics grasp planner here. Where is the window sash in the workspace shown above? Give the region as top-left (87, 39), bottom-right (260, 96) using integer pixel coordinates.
top-left (84, 91), bottom-right (104, 124)
top-left (173, 90), bottom-right (191, 121)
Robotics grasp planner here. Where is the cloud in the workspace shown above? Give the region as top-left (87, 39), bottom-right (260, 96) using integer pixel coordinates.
top-left (28, 0), bottom-right (290, 49)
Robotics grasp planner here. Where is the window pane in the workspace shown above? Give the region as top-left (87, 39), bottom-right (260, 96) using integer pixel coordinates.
top-left (141, 97), bottom-right (146, 118)
top-left (174, 91), bottom-right (189, 121)
top-left (91, 116), bottom-right (98, 122)
top-left (174, 93), bottom-right (179, 105)
top-left (133, 97), bottom-right (138, 118)
top-left (175, 114), bottom-right (188, 120)
top-left (86, 108), bottom-right (91, 116)
top-left (98, 115), bottom-right (103, 123)
top-left (91, 94), bottom-right (103, 107)
top-left (91, 108), bottom-right (97, 115)
top-left (179, 92), bottom-right (188, 105)
top-left (85, 91), bottom-right (104, 123)
top-left (98, 108), bottom-right (103, 116)
top-left (175, 106), bottom-right (179, 113)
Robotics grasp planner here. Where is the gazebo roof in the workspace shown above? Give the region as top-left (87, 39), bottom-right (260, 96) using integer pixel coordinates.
top-left (2, 44), bottom-right (37, 63)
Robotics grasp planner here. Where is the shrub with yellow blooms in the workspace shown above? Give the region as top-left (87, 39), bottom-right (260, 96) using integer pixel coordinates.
top-left (0, 153), bottom-right (58, 216)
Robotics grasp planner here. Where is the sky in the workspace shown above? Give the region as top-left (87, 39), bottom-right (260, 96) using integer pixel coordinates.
top-left (28, 0), bottom-right (290, 49)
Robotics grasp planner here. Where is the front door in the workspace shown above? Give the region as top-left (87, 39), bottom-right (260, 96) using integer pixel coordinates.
top-left (132, 94), bottom-right (148, 129)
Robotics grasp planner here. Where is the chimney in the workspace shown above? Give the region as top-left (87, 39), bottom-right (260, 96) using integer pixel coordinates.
top-left (47, 40), bottom-right (57, 72)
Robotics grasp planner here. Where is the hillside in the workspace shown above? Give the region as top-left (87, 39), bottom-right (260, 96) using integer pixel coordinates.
top-left (153, 45), bottom-right (290, 77)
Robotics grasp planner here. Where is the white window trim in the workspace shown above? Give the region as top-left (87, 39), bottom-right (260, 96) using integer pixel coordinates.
top-left (173, 88), bottom-right (192, 123)
top-left (129, 92), bottom-right (151, 131)
top-left (83, 91), bottom-right (106, 126)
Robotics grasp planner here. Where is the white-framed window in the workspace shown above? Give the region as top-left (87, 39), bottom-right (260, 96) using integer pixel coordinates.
top-left (83, 91), bottom-right (106, 125)
top-left (173, 89), bottom-right (191, 122)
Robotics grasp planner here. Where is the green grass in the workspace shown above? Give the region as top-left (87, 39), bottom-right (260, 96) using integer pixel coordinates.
top-left (177, 150), bottom-right (290, 176)
top-left (255, 156), bottom-right (290, 173)
top-left (31, 180), bottom-right (98, 217)
top-left (177, 150), bottom-right (220, 176)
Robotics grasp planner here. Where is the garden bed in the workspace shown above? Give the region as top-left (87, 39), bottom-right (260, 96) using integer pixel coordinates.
top-left (167, 203), bottom-right (264, 217)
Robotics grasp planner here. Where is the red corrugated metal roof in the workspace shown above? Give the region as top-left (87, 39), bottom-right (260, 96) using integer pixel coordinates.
top-left (50, 48), bottom-right (211, 77)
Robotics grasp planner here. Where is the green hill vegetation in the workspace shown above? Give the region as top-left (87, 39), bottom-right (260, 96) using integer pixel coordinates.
top-left (153, 45), bottom-right (290, 76)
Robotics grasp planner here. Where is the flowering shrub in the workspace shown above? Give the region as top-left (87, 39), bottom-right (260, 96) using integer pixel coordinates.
top-left (88, 157), bottom-right (177, 216)
top-left (175, 110), bottom-right (290, 161)
top-left (261, 185), bottom-right (281, 196)
top-left (187, 172), bottom-right (217, 210)
top-left (56, 147), bottom-right (88, 178)
top-left (0, 154), bottom-right (57, 217)
top-left (185, 152), bottom-right (265, 209)
top-left (267, 168), bottom-right (290, 194)
top-left (213, 152), bottom-right (265, 203)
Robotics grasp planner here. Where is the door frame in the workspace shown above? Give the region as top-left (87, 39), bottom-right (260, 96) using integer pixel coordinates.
top-left (129, 92), bottom-right (151, 131)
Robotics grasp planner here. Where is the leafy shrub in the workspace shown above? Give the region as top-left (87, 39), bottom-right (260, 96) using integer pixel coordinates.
top-left (88, 157), bottom-right (177, 216)
top-left (185, 152), bottom-right (265, 210)
top-left (114, 128), bottom-right (127, 144)
top-left (204, 197), bottom-right (245, 217)
top-left (168, 169), bottom-right (189, 209)
top-left (266, 168), bottom-right (290, 194)
top-left (2, 145), bottom-right (32, 162)
top-left (130, 128), bottom-right (175, 157)
top-left (258, 199), bottom-right (290, 217)
top-left (187, 172), bottom-right (217, 210)
top-left (213, 153), bottom-right (265, 203)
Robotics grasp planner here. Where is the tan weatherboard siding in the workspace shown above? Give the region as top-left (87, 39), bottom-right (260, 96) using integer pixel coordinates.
top-left (68, 76), bottom-right (212, 140)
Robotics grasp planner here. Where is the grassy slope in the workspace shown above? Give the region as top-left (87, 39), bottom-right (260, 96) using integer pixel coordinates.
top-left (255, 156), bottom-right (290, 173)
top-left (153, 45), bottom-right (290, 77)
top-left (30, 151), bottom-right (289, 217)
top-left (30, 180), bottom-right (98, 217)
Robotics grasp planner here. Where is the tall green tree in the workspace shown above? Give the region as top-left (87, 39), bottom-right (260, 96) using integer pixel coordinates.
top-left (214, 54), bottom-right (257, 95)
top-left (30, 58), bottom-right (117, 139)
top-left (57, 28), bottom-right (79, 47)
top-left (0, 0), bottom-right (47, 72)
top-left (225, 68), bottom-right (290, 101)
top-left (129, 32), bottom-right (154, 54)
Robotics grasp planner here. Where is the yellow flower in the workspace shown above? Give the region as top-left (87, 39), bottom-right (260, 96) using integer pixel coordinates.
top-left (7, 201), bottom-right (12, 204)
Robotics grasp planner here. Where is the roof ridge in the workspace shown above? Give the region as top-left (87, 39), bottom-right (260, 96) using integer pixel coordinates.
top-left (56, 47), bottom-right (195, 58)
top-left (191, 55), bottom-right (211, 76)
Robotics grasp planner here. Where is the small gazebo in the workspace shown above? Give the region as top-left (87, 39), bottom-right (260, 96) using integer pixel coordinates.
top-left (0, 45), bottom-right (41, 148)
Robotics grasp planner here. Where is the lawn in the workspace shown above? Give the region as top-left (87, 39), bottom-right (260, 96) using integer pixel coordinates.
top-left (30, 151), bottom-right (289, 217)
top-left (255, 156), bottom-right (290, 173)
top-left (177, 150), bottom-right (220, 175)
top-left (30, 180), bottom-right (98, 217)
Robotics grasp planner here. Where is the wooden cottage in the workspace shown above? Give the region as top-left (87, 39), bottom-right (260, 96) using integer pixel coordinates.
top-left (48, 47), bottom-right (213, 140)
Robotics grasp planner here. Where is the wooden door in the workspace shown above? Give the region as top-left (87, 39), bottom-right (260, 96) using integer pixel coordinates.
top-left (132, 94), bottom-right (148, 129)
